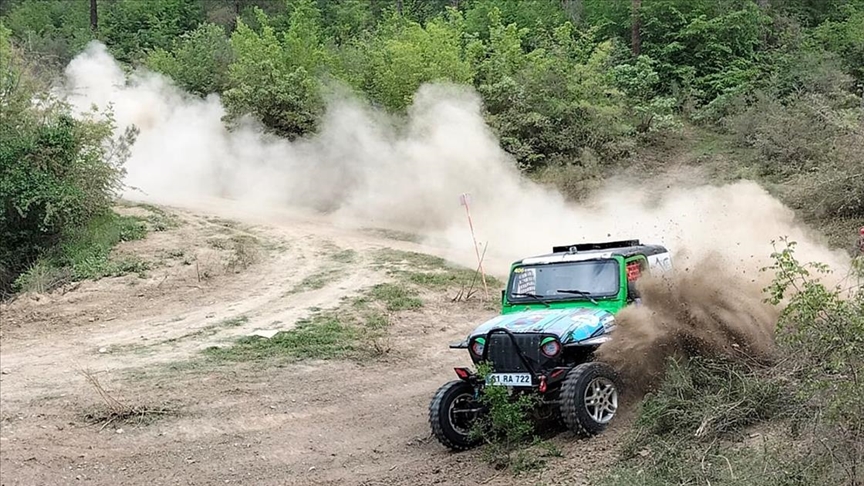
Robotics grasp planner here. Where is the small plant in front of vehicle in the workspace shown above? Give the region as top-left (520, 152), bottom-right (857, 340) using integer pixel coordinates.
top-left (470, 362), bottom-right (536, 445)
top-left (429, 240), bottom-right (674, 451)
top-left (461, 362), bottom-right (559, 472)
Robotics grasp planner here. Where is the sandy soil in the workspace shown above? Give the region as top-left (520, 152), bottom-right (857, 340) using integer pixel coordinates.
top-left (0, 200), bottom-right (624, 486)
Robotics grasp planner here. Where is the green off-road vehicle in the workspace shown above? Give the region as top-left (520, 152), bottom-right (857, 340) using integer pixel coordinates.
top-left (429, 239), bottom-right (673, 450)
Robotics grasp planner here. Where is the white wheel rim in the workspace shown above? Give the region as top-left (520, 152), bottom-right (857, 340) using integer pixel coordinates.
top-left (583, 377), bottom-right (618, 424)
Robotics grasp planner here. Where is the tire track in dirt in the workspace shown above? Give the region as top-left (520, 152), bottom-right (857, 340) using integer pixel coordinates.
top-left (0, 200), bottom-right (622, 486)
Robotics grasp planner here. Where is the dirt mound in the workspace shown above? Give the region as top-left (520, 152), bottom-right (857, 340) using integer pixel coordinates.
top-left (596, 254), bottom-right (779, 395)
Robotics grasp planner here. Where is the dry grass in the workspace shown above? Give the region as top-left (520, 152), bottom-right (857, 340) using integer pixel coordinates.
top-left (80, 369), bottom-right (175, 429)
top-left (224, 234), bottom-right (260, 273)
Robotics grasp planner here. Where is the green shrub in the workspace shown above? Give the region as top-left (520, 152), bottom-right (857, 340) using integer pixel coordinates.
top-left (599, 241), bottom-right (864, 486)
top-left (0, 26), bottom-right (138, 294)
top-left (145, 23), bottom-right (233, 96)
top-left (810, 5), bottom-right (864, 84)
top-left (100, 0), bottom-right (204, 63)
top-left (476, 14), bottom-right (631, 169)
top-left (358, 11), bottom-right (474, 111)
top-left (222, 5), bottom-right (325, 138)
top-left (1, 0), bottom-right (92, 67)
top-left (468, 362), bottom-right (558, 473)
top-left (765, 240), bottom-right (864, 443)
top-left (13, 212), bottom-right (149, 292)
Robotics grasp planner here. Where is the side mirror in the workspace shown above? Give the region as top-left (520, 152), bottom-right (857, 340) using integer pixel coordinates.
top-left (501, 289), bottom-right (506, 304)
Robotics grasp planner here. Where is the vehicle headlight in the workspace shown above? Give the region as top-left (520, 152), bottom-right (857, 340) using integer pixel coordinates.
top-left (470, 337), bottom-right (485, 356)
top-left (540, 337), bottom-right (561, 357)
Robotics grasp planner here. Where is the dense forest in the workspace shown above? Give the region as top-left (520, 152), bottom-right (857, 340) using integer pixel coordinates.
top-left (2, 0), bottom-right (864, 292)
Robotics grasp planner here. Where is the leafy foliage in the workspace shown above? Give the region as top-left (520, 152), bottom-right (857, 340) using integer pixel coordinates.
top-left (14, 212), bottom-right (149, 293)
top-left (100, 0), bottom-right (204, 63)
top-left (476, 13), bottom-right (631, 168)
top-left (5, 0), bottom-right (856, 177)
top-left (359, 11), bottom-right (473, 111)
top-left (1, 0), bottom-right (92, 67)
top-left (600, 241), bottom-right (864, 486)
top-left (468, 362), bottom-right (553, 473)
top-left (810, 5), bottom-right (864, 84)
top-left (0, 24), bottom-right (137, 294)
top-left (222, 5), bottom-right (325, 137)
top-left (145, 23), bottom-right (234, 96)
top-left (765, 240), bottom-right (863, 442)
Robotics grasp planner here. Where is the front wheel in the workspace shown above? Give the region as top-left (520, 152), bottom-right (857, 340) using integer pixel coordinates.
top-left (429, 380), bottom-right (483, 450)
top-left (559, 362), bottom-right (620, 436)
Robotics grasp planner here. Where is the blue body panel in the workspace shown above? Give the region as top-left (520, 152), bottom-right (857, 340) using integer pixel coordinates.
top-left (467, 307), bottom-right (615, 344)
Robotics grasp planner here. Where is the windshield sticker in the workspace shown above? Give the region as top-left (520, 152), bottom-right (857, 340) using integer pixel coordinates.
top-left (515, 268), bottom-right (537, 295)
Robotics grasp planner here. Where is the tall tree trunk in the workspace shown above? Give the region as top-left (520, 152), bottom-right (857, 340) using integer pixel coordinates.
top-left (396, 0), bottom-right (403, 15)
top-left (757, 0), bottom-right (770, 7)
top-left (561, 0), bottom-right (583, 24)
top-left (231, 0), bottom-right (241, 32)
top-left (90, 0), bottom-right (98, 33)
top-left (631, 0), bottom-right (642, 57)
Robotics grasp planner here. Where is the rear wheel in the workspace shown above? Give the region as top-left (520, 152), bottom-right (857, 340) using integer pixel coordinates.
top-left (429, 380), bottom-right (483, 450)
top-left (559, 362), bottom-right (619, 436)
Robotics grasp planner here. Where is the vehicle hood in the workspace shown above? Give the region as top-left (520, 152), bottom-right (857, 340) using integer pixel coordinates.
top-left (468, 307), bottom-right (615, 345)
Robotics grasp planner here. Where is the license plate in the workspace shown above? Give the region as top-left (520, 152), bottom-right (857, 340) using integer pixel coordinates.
top-left (486, 373), bottom-right (533, 387)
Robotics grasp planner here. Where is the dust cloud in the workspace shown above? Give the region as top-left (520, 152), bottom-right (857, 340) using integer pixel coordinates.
top-left (595, 256), bottom-right (780, 394)
top-left (61, 42), bottom-right (852, 387)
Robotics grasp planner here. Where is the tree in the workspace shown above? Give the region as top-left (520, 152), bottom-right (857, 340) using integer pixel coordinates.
top-left (476, 13), bottom-right (630, 168)
top-left (0, 26), bottom-right (136, 293)
top-left (100, 0), bottom-right (204, 62)
top-left (360, 11), bottom-right (475, 111)
top-left (2, 0), bottom-right (93, 66)
top-left (631, 0), bottom-right (641, 56)
top-left (90, 0), bottom-right (98, 33)
top-left (146, 23), bottom-right (234, 95)
top-left (222, 6), bottom-right (325, 137)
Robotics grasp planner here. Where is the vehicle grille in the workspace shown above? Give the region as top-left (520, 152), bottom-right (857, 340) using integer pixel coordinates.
top-left (487, 333), bottom-right (544, 373)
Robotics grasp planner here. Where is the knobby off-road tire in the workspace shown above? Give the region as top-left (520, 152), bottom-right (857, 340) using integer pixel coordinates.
top-left (560, 362), bottom-right (620, 436)
top-left (429, 380), bottom-right (482, 451)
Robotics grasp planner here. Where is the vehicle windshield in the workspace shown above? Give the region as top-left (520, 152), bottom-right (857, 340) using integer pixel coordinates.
top-left (507, 259), bottom-right (620, 302)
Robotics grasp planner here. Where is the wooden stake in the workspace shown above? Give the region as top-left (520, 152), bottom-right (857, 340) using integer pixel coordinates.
top-left (460, 193), bottom-right (489, 299)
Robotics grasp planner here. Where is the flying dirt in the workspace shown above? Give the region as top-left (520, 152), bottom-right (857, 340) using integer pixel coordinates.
top-left (595, 255), bottom-right (780, 393)
top-left (61, 41), bottom-right (851, 387)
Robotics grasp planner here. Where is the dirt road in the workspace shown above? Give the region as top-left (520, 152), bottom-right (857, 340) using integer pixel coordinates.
top-left (0, 201), bottom-right (623, 486)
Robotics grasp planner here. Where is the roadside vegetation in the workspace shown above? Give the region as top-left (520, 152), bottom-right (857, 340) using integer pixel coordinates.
top-left (0, 23), bottom-right (141, 296)
top-left (469, 362), bottom-right (565, 475)
top-left (12, 212), bottom-right (149, 293)
top-left (597, 243), bottom-right (864, 485)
